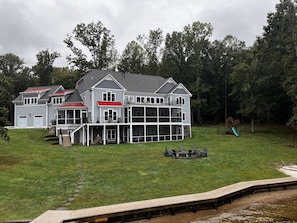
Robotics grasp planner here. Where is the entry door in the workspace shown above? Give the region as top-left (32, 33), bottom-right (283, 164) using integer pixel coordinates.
top-left (34, 115), bottom-right (43, 128)
top-left (107, 129), bottom-right (116, 142)
top-left (82, 111), bottom-right (87, 123)
top-left (18, 116), bottom-right (27, 128)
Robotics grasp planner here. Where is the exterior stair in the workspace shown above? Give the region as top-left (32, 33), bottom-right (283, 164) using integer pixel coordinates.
top-left (48, 126), bottom-right (56, 135)
top-left (44, 134), bottom-right (59, 145)
top-left (62, 135), bottom-right (71, 147)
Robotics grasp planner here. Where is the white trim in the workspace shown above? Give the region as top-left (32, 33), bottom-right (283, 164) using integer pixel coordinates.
top-left (15, 104), bottom-right (46, 108)
top-left (117, 125), bottom-right (120, 144)
top-left (51, 85), bottom-right (64, 95)
top-left (154, 77), bottom-right (177, 93)
top-left (172, 83), bottom-right (192, 96)
top-left (103, 125), bottom-right (106, 145)
top-left (92, 73), bottom-right (127, 91)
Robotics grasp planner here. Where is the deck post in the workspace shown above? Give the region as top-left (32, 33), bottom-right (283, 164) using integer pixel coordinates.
top-left (117, 124), bottom-right (120, 144)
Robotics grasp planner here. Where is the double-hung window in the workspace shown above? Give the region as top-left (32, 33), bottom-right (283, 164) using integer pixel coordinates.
top-left (103, 91), bottom-right (115, 101)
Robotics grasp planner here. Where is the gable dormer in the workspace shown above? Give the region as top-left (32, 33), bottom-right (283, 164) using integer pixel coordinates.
top-left (94, 74), bottom-right (125, 90)
top-left (20, 87), bottom-right (51, 105)
top-left (50, 89), bottom-right (74, 105)
top-left (155, 78), bottom-right (177, 94)
top-left (172, 83), bottom-right (192, 96)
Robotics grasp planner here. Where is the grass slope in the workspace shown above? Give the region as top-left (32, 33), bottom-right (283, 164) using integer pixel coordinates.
top-left (0, 125), bottom-right (296, 220)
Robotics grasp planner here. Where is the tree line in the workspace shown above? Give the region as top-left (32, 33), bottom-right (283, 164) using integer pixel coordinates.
top-left (1, 0), bottom-right (296, 129)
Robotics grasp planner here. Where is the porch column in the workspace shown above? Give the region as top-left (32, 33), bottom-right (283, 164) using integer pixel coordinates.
top-left (182, 124), bottom-right (184, 140)
top-left (103, 125), bottom-right (106, 145)
top-left (87, 124), bottom-right (90, 146)
top-left (117, 125), bottom-right (120, 144)
top-left (70, 132), bottom-right (74, 144)
top-left (144, 107), bottom-right (146, 142)
top-left (169, 108), bottom-right (173, 141)
top-left (144, 124), bottom-right (146, 142)
top-left (130, 125), bottom-right (133, 143)
top-left (82, 125), bottom-right (85, 145)
top-left (157, 124), bottom-right (160, 142)
top-left (170, 124), bottom-right (172, 141)
top-left (90, 127), bottom-right (93, 145)
top-left (126, 127), bottom-right (130, 143)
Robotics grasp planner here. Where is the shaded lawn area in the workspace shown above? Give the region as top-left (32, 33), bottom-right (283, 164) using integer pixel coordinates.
top-left (0, 125), bottom-right (297, 220)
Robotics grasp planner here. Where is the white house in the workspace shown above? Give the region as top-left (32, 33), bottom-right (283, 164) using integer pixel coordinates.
top-left (13, 70), bottom-right (192, 146)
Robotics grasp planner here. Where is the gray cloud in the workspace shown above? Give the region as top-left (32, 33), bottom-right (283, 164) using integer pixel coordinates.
top-left (0, 0), bottom-right (279, 67)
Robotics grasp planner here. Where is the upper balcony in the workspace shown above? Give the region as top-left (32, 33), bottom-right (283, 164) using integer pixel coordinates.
top-left (124, 95), bottom-right (186, 107)
top-left (126, 107), bottom-right (183, 123)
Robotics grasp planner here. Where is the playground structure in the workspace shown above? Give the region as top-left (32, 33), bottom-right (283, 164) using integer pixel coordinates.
top-left (164, 145), bottom-right (208, 159)
top-left (225, 116), bottom-right (240, 136)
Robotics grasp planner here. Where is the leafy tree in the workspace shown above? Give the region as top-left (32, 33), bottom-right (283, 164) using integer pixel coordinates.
top-left (52, 67), bottom-right (80, 89)
top-left (254, 0), bottom-right (294, 124)
top-left (277, 0), bottom-right (297, 127)
top-left (189, 76), bottom-right (209, 125)
top-left (0, 53), bottom-right (31, 125)
top-left (230, 53), bottom-right (263, 132)
top-left (161, 31), bottom-right (185, 82)
top-left (197, 40), bottom-right (223, 123)
top-left (13, 67), bottom-right (37, 95)
top-left (0, 75), bottom-right (13, 125)
top-left (137, 28), bottom-right (164, 75)
top-left (190, 35), bottom-right (247, 124)
top-left (218, 36), bottom-right (247, 121)
top-left (162, 22), bottom-right (213, 84)
top-left (32, 49), bottom-right (60, 86)
top-left (183, 22), bottom-right (213, 124)
top-left (161, 21), bottom-right (213, 124)
top-left (118, 41), bottom-right (146, 73)
top-left (0, 53), bottom-right (25, 76)
top-left (64, 21), bottom-right (117, 73)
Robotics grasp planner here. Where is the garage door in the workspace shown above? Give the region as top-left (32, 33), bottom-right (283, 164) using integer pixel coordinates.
top-left (34, 115), bottom-right (43, 128)
top-left (18, 116), bottom-right (27, 128)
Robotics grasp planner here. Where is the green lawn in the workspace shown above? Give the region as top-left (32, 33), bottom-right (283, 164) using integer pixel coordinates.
top-left (0, 125), bottom-right (297, 220)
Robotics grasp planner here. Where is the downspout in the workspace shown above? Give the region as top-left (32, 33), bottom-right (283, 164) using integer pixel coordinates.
top-left (103, 124), bottom-right (106, 145)
top-left (117, 124), bottom-right (120, 144)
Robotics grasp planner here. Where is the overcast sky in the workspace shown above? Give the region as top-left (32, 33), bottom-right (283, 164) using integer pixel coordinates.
top-left (0, 0), bottom-right (279, 67)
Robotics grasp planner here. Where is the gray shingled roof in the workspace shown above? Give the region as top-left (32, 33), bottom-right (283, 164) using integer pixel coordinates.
top-left (79, 70), bottom-right (171, 93)
top-left (39, 85), bottom-right (63, 101)
top-left (12, 85), bottom-right (63, 102)
top-left (65, 89), bottom-right (83, 103)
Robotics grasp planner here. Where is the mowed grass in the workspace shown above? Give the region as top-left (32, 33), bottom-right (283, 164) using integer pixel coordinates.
top-left (0, 125), bottom-right (297, 220)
